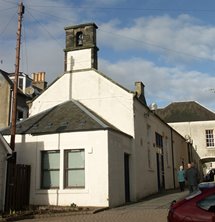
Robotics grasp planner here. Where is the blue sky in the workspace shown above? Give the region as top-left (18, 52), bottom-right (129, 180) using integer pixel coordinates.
top-left (1, 0), bottom-right (215, 111)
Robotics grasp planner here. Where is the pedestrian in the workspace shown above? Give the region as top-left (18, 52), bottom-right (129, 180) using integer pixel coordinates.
top-left (185, 162), bottom-right (199, 194)
top-left (177, 165), bottom-right (185, 191)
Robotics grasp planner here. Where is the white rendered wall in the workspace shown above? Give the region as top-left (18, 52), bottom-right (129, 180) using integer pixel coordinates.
top-left (132, 100), bottom-right (189, 195)
top-left (10, 131), bottom-right (110, 207)
top-left (30, 69), bottom-right (134, 137)
top-left (170, 120), bottom-right (215, 161)
top-left (108, 131), bottom-right (133, 207)
top-left (70, 70), bottom-right (134, 136)
top-left (67, 49), bottom-right (92, 71)
top-left (30, 74), bottom-right (71, 116)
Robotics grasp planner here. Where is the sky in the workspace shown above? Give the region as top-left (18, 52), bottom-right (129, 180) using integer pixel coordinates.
top-left (1, 0), bottom-right (215, 112)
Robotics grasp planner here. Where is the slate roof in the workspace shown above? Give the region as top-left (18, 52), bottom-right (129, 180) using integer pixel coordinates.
top-left (155, 101), bottom-right (215, 123)
top-left (0, 100), bottom-right (119, 135)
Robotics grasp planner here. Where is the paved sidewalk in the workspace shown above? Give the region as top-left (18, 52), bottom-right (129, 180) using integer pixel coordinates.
top-left (9, 189), bottom-right (189, 222)
top-left (110, 189), bottom-right (189, 211)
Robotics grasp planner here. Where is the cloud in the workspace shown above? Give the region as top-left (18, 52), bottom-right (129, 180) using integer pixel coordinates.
top-left (83, 0), bottom-right (126, 6)
top-left (99, 57), bottom-right (215, 110)
top-left (99, 14), bottom-right (215, 64)
top-left (1, 2), bottom-right (215, 112)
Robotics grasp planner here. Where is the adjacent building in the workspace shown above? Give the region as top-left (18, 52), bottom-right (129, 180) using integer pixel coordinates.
top-left (156, 101), bottom-right (215, 173)
top-left (0, 134), bottom-right (12, 211)
top-left (0, 70), bottom-right (47, 129)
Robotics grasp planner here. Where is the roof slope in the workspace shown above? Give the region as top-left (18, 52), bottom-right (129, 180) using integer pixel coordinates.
top-left (0, 100), bottom-right (119, 135)
top-left (0, 134), bottom-right (12, 154)
top-left (156, 101), bottom-right (215, 123)
top-left (0, 69), bottom-right (13, 86)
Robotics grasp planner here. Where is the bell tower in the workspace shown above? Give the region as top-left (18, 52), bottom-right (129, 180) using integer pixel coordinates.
top-left (64, 23), bottom-right (99, 72)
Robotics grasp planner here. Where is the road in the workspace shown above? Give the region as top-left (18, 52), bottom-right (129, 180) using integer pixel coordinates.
top-left (18, 190), bottom-right (188, 222)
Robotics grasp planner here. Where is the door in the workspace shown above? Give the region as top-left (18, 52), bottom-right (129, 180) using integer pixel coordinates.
top-left (124, 153), bottom-right (130, 202)
top-left (156, 151), bottom-right (165, 192)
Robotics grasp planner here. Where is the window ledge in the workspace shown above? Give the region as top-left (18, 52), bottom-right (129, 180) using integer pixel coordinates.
top-left (36, 188), bottom-right (89, 194)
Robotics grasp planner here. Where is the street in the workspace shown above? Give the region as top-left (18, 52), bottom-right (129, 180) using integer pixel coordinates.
top-left (18, 190), bottom-right (188, 222)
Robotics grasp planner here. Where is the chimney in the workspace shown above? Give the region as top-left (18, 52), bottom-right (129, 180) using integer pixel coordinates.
top-left (135, 82), bottom-right (147, 105)
top-left (32, 72), bottom-right (47, 91)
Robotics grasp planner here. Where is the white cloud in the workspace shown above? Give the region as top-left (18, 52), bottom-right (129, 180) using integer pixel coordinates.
top-left (84, 0), bottom-right (126, 6)
top-left (99, 57), bottom-right (215, 110)
top-left (1, 1), bottom-right (215, 112)
top-left (99, 14), bottom-right (215, 63)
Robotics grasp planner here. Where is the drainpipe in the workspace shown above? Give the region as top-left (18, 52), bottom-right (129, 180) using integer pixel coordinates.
top-left (171, 129), bottom-right (176, 189)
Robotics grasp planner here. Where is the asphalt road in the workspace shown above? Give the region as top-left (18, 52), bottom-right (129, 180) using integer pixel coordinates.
top-left (18, 190), bottom-right (188, 222)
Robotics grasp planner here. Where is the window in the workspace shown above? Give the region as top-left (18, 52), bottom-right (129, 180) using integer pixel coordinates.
top-left (17, 110), bottom-right (23, 121)
top-left (76, 32), bottom-right (83, 46)
top-left (147, 125), bottom-right (151, 143)
top-left (206, 130), bottom-right (214, 147)
top-left (41, 151), bottom-right (60, 189)
top-left (155, 132), bottom-right (163, 148)
top-left (147, 146), bottom-right (151, 169)
top-left (18, 77), bottom-right (23, 90)
top-left (64, 149), bottom-right (85, 188)
top-left (198, 194), bottom-right (215, 211)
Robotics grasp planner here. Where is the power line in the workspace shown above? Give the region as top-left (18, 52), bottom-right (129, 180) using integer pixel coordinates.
top-left (19, 4), bottom-right (215, 14)
top-left (20, 5), bottom-right (215, 63)
top-left (22, 19), bottom-right (29, 74)
top-left (0, 0), bottom-right (17, 6)
top-left (27, 6), bottom-right (73, 23)
top-left (0, 11), bottom-right (16, 38)
top-left (25, 7), bottom-right (63, 48)
top-left (0, 6), bottom-right (17, 12)
top-left (15, 6), bottom-right (215, 63)
top-left (99, 29), bottom-right (215, 63)
top-left (2, 2), bottom-right (215, 75)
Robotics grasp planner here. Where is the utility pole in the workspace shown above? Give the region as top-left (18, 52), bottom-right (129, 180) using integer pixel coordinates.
top-left (10, 2), bottom-right (25, 151)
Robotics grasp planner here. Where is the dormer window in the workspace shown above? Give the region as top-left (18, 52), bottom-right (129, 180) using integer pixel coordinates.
top-left (76, 32), bottom-right (83, 46)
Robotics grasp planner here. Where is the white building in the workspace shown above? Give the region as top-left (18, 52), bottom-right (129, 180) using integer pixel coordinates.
top-left (156, 101), bottom-right (215, 173)
top-left (1, 23), bottom-right (191, 208)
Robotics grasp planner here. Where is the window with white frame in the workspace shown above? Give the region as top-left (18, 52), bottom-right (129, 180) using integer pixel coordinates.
top-left (206, 129), bottom-right (215, 147)
top-left (64, 149), bottom-right (85, 188)
top-left (41, 150), bottom-right (60, 189)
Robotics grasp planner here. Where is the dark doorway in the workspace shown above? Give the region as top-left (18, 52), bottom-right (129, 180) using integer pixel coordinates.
top-left (156, 152), bottom-right (165, 192)
top-left (124, 153), bottom-right (130, 202)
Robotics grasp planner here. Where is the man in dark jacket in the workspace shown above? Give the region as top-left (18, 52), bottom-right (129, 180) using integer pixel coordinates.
top-left (185, 162), bottom-right (199, 194)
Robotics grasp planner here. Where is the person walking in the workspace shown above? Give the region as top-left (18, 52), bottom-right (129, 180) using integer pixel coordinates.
top-left (177, 165), bottom-right (185, 191)
top-left (185, 162), bottom-right (199, 194)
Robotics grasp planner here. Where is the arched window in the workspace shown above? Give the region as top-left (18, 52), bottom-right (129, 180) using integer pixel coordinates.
top-left (76, 32), bottom-right (83, 46)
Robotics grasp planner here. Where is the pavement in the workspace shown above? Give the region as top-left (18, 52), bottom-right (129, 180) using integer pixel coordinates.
top-left (1, 189), bottom-right (189, 222)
